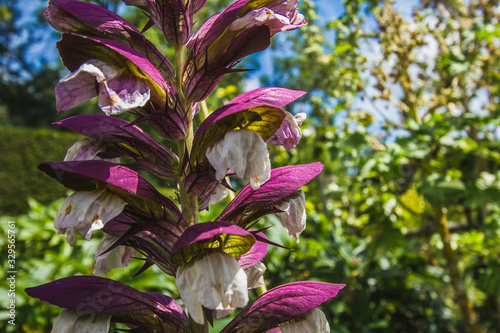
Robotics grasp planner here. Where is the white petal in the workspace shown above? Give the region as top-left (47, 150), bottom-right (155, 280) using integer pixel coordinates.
top-left (98, 73), bottom-right (150, 115)
top-left (209, 184), bottom-right (229, 205)
top-left (55, 60), bottom-right (117, 112)
top-left (246, 261), bottom-right (266, 289)
top-left (206, 129), bottom-right (271, 190)
top-left (51, 309), bottom-right (111, 333)
top-left (175, 252), bottom-right (248, 324)
top-left (276, 190), bottom-right (306, 242)
top-left (64, 139), bottom-right (119, 163)
top-left (93, 235), bottom-right (138, 276)
top-left (280, 308), bottom-right (330, 333)
top-left (55, 58), bottom-right (150, 115)
top-left (55, 190), bottom-right (126, 244)
top-left (64, 139), bottom-right (100, 161)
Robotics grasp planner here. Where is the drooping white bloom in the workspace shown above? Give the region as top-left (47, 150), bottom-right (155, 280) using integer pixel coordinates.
top-left (64, 138), bottom-right (120, 163)
top-left (175, 251), bottom-right (249, 324)
top-left (55, 190), bottom-right (127, 246)
top-left (228, 0), bottom-right (306, 35)
top-left (55, 59), bottom-right (150, 115)
top-left (206, 129), bottom-right (271, 190)
top-left (276, 190), bottom-right (306, 242)
top-left (279, 308), bottom-right (330, 333)
top-left (215, 261), bottom-right (265, 319)
top-left (51, 309), bottom-right (111, 333)
top-left (209, 183), bottom-right (229, 205)
top-left (246, 261), bottom-right (267, 289)
top-left (93, 235), bottom-right (138, 276)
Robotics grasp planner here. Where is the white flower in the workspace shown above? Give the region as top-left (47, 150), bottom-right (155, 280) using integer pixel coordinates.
top-left (175, 252), bottom-right (249, 324)
top-left (206, 129), bottom-right (271, 190)
top-left (51, 309), bottom-right (111, 333)
top-left (64, 138), bottom-right (120, 163)
top-left (209, 184), bottom-right (229, 205)
top-left (93, 235), bottom-right (138, 276)
top-left (55, 190), bottom-right (127, 246)
top-left (215, 261), bottom-right (265, 320)
top-left (55, 59), bottom-right (150, 115)
top-left (246, 261), bottom-right (266, 289)
top-left (279, 308), bottom-right (330, 333)
top-left (276, 190), bottom-right (306, 242)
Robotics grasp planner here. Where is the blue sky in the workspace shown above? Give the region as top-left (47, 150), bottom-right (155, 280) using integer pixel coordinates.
top-left (20, 0), bottom-right (346, 71)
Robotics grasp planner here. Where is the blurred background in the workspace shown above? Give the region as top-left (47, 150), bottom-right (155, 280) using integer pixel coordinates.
top-left (0, 0), bottom-right (499, 332)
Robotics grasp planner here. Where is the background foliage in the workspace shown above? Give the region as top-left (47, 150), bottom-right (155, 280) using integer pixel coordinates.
top-left (0, 127), bottom-right (81, 215)
top-left (0, 0), bottom-right (499, 332)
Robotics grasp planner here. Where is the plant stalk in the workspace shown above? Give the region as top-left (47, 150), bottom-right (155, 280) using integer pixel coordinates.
top-left (174, 44), bottom-right (198, 225)
top-left (435, 206), bottom-right (483, 333)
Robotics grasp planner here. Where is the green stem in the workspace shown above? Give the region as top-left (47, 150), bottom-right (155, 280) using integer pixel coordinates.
top-left (174, 44), bottom-right (198, 226)
top-left (200, 100), bottom-right (210, 120)
top-left (436, 207), bottom-right (483, 333)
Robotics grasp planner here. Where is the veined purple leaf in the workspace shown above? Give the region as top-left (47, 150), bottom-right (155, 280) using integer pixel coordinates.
top-left (145, 0), bottom-right (192, 46)
top-left (192, 102), bottom-right (285, 164)
top-left (218, 163), bottom-right (324, 223)
top-left (45, 0), bottom-right (172, 76)
top-left (26, 276), bottom-right (188, 332)
top-left (56, 114), bottom-right (178, 174)
top-left (38, 160), bottom-right (181, 219)
top-left (188, 0), bottom-right (247, 53)
top-left (228, 87), bottom-right (306, 108)
top-left (185, 25), bottom-right (270, 103)
top-left (221, 281), bottom-right (346, 333)
top-left (216, 25), bottom-right (270, 68)
top-left (185, 67), bottom-right (244, 103)
top-left (170, 221), bottom-right (255, 266)
top-left (191, 0), bottom-right (207, 14)
top-left (47, 0), bottom-right (141, 37)
top-left (57, 33), bottom-right (169, 93)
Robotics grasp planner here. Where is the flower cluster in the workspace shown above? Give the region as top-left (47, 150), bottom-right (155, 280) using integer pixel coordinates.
top-left (26, 0), bottom-right (345, 332)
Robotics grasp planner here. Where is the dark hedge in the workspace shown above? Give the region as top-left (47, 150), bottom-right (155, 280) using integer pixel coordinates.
top-left (0, 126), bottom-right (81, 215)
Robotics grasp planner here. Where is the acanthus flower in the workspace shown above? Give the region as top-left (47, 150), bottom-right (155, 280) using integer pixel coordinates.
top-left (266, 111), bottom-right (307, 149)
top-left (29, 0), bottom-right (347, 331)
top-left (63, 138), bottom-right (118, 162)
top-left (55, 59), bottom-right (150, 115)
top-left (50, 309), bottom-right (111, 333)
top-left (279, 307), bottom-right (330, 333)
top-left (55, 190), bottom-right (127, 246)
top-left (175, 251), bottom-right (249, 324)
top-left (276, 190), bottom-right (307, 242)
top-left (206, 129), bottom-right (271, 190)
top-left (93, 234), bottom-right (138, 276)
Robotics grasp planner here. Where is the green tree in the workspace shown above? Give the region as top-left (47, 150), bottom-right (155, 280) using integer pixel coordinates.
top-left (264, 0), bottom-right (500, 332)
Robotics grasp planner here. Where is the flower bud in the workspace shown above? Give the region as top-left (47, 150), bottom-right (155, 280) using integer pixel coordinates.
top-left (266, 111), bottom-right (306, 149)
top-left (64, 138), bottom-right (120, 163)
top-left (93, 235), bottom-right (138, 276)
top-left (279, 308), bottom-right (330, 333)
top-left (276, 190), bottom-right (306, 242)
top-left (51, 309), bottom-right (111, 333)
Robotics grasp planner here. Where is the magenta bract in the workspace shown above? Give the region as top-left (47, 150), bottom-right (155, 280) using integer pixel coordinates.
top-left (25, 275), bottom-right (189, 332)
top-left (221, 281), bottom-right (346, 333)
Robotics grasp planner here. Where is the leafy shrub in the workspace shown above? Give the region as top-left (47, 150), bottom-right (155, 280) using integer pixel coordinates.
top-left (0, 198), bottom-right (175, 333)
top-left (0, 126), bottom-right (81, 215)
